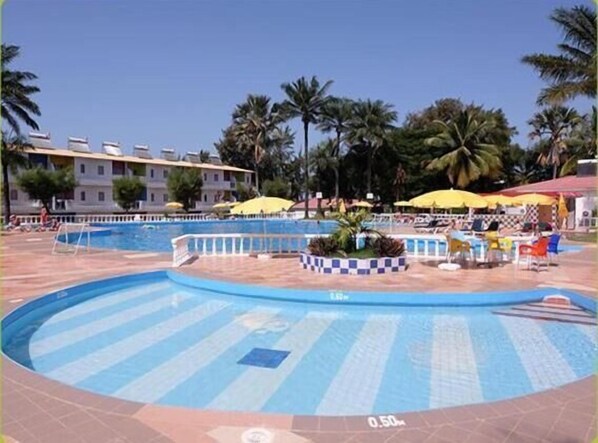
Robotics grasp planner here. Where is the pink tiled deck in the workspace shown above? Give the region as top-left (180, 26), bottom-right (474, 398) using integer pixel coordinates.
top-left (1, 231), bottom-right (596, 442)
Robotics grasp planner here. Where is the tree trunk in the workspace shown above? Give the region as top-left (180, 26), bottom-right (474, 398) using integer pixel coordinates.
top-left (552, 163), bottom-right (558, 180)
top-left (335, 130), bottom-right (341, 210)
top-left (2, 163), bottom-right (11, 225)
top-left (366, 147), bottom-right (372, 194)
top-left (303, 121), bottom-right (309, 219)
top-left (255, 160), bottom-right (260, 196)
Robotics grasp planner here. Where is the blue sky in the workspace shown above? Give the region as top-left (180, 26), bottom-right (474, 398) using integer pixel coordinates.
top-left (4, 0), bottom-right (592, 156)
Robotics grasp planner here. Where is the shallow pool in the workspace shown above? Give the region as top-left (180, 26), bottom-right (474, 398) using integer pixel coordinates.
top-left (3, 273), bottom-right (595, 416)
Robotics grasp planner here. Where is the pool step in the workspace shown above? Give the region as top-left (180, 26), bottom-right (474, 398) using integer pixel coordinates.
top-left (493, 302), bottom-right (596, 326)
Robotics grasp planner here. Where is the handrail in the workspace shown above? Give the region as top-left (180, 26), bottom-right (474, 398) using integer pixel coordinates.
top-left (170, 232), bottom-right (534, 267)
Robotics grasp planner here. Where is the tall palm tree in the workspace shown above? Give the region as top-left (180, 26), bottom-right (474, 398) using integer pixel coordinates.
top-left (559, 105), bottom-right (597, 176)
top-left (425, 110), bottom-right (503, 189)
top-left (522, 5), bottom-right (596, 104)
top-left (269, 125), bottom-right (295, 178)
top-left (317, 97), bottom-right (353, 208)
top-left (393, 163), bottom-right (407, 202)
top-left (232, 94), bottom-right (278, 193)
top-left (277, 76), bottom-right (333, 218)
top-left (528, 106), bottom-right (582, 179)
top-left (347, 99), bottom-right (397, 194)
top-left (2, 132), bottom-right (31, 224)
top-left (1, 44), bottom-right (41, 133)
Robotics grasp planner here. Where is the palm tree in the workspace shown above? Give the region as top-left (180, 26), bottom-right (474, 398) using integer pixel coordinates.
top-left (347, 99), bottom-right (397, 194)
top-left (198, 149), bottom-right (211, 163)
top-left (1, 45), bottom-right (41, 133)
top-left (270, 126), bottom-right (295, 178)
top-left (528, 106), bottom-right (583, 179)
top-left (232, 94), bottom-right (278, 193)
top-left (277, 76), bottom-right (333, 218)
top-left (310, 139), bottom-right (338, 197)
top-left (317, 97), bottom-right (353, 208)
top-left (425, 110), bottom-right (503, 189)
top-left (393, 163), bottom-right (407, 202)
top-left (522, 5), bottom-right (596, 104)
top-left (2, 132), bottom-right (31, 224)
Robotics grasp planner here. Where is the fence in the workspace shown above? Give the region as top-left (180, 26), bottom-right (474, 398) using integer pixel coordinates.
top-left (170, 232), bottom-right (534, 267)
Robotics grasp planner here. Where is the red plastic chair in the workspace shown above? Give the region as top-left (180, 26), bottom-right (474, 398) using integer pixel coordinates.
top-left (518, 236), bottom-right (550, 271)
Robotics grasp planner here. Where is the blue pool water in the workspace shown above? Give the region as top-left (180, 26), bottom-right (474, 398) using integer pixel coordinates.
top-left (3, 274), bottom-right (596, 416)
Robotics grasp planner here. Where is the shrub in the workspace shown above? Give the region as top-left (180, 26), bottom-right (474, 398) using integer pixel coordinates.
top-left (372, 235), bottom-right (405, 257)
top-left (307, 236), bottom-right (338, 257)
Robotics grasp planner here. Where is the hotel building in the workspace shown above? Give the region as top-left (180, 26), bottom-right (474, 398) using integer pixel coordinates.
top-left (8, 133), bottom-right (253, 214)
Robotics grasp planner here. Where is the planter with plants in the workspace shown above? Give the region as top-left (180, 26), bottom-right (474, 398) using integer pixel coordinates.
top-left (300, 211), bottom-right (407, 275)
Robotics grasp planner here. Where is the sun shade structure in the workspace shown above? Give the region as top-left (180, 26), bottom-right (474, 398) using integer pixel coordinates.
top-left (165, 202), bottom-right (184, 209)
top-left (393, 201), bottom-right (412, 207)
top-left (338, 199), bottom-right (347, 214)
top-left (353, 201), bottom-right (373, 208)
top-left (230, 197), bottom-right (294, 215)
top-left (409, 189), bottom-right (488, 209)
top-left (558, 194), bottom-right (569, 220)
top-left (515, 193), bottom-right (557, 206)
top-left (482, 195), bottom-right (521, 208)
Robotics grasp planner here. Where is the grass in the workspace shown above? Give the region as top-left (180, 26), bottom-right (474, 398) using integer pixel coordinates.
top-left (565, 232), bottom-right (597, 243)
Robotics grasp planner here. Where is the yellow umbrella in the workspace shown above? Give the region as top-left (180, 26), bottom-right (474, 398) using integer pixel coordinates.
top-left (353, 201), bottom-right (373, 208)
top-left (230, 196), bottom-right (294, 215)
top-left (409, 189), bottom-right (488, 209)
top-left (483, 195), bottom-right (521, 208)
top-left (165, 202), bottom-right (184, 209)
top-left (558, 194), bottom-right (569, 220)
top-left (515, 193), bottom-right (556, 206)
top-left (338, 199), bottom-right (347, 214)
top-left (393, 201), bottom-right (412, 207)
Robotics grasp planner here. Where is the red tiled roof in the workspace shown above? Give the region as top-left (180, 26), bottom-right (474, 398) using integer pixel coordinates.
top-left (499, 175), bottom-right (597, 196)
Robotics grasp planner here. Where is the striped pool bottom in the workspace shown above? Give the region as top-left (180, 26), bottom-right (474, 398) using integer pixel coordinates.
top-left (4, 280), bottom-right (596, 416)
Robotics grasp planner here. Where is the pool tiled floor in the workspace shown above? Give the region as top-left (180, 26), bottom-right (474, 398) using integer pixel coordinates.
top-left (1, 231), bottom-right (596, 442)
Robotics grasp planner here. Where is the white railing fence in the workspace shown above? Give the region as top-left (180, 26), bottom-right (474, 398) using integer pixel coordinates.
top-left (170, 232), bottom-right (535, 267)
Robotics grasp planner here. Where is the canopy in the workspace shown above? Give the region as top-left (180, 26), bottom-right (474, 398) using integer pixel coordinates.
top-left (230, 196), bottom-right (294, 215)
top-left (353, 201), bottom-right (373, 208)
top-left (515, 193), bottom-right (556, 206)
top-left (482, 195), bottom-right (521, 208)
top-left (409, 189), bottom-right (488, 209)
top-left (165, 202), bottom-right (184, 209)
top-left (393, 201), bottom-right (412, 207)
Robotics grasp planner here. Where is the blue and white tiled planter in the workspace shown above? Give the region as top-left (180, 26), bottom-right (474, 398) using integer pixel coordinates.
top-left (300, 253), bottom-right (407, 275)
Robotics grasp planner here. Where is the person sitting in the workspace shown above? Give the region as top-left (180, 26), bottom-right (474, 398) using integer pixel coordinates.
top-left (6, 215), bottom-right (30, 232)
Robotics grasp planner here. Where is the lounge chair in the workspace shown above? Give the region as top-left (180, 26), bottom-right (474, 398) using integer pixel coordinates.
top-left (467, 218), bottom-right (484, 234)
top-left (415, 219), bottom-right (439, 233)
top-left (485, 221), bottom-right (500, 232)
top-left (518, 236), bottom-right (550, 271)
top-left (519, 222), bottom-right (533, 234)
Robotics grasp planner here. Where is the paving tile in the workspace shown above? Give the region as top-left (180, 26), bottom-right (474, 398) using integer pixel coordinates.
top-left (292, 415), bottom-right (320, 431)
top-left (386, 429), bottom-right (432, 443)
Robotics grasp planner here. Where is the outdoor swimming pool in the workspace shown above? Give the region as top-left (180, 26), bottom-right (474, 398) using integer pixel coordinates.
top-left (3, 272), bottom-right (596, 416)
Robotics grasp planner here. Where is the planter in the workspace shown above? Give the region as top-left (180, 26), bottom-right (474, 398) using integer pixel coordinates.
top-left (300, 253), bottom-right (407, 275)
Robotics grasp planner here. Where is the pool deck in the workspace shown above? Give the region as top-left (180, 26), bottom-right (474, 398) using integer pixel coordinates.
top-left (2, 231), bottom-right (596, 443)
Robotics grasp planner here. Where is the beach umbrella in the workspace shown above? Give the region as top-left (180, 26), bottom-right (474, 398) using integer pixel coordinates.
top-left (393, 201), bottom-right (412, 207)
top-left (482, 194), bottom-right (521, 208)
top-left (230, 196), bottom-right (294, 215)
top-left (338, 199), bottom-right (347, 214)
top-left (353, 201), bottom-right (373, 209)
top-left (515, 193), bottom-right (556, 206)
top-left (165, 202), bottom-right (184, 209)
top-left (558, 194), bottom-right (569, 220)
top-left (409, 189), bottom-right (488, 209)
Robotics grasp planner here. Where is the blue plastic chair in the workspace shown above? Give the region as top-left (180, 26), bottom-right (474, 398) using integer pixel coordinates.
top-left (547, 234), bottom-right (561, 263)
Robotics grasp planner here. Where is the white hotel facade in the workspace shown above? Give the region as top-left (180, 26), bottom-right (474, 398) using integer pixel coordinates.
top-left (8, 133), bottom-right (253, 214)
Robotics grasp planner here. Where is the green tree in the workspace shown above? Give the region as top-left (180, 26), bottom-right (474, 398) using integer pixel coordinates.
top-left (262, 177), bottom-right (290, 198)
top-left (310, 139), bottom-right (337, 199)
top-left (317, 97), bottom-right (353, 207)
top-left (528, 106), bottom-right (583, 179)
top-left (425, 110), bottom-right (503, 189)
top-left (392, 163), bottom-right (407, 202)
top-left (199, 150), bottom-right (211, 163)
top-left (522, 5), bottom-right (596, 104)
top-left (112, 176), bottom-right (144, 212)
top-left (236, 182), bottom-right (257, 201)
top-left (1, 44), bottom-right (41, 134)
top-left (2, 132), bottom-right (30, 223)
top-left (277, 76), bottom-right (333, 218)
top-left (17, 166), bottom-right (77, 213)
top-left (560, 106), bottom-right (597, 176)
top-left (269, 126), bottom-right (295, 178)
top-left (166, 168), bottom-right (203, 211)
top-left (347, 99), bottom-right (397, 194)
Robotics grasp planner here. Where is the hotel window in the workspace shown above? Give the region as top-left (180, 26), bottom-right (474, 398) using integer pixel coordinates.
top-left (163, 194), bottom-right (168, 202)
top-left (163, 170), bottom-right (169, 178)
top-left (204, 173), bottom-right (207, 181)
top-left (246, 175), bottom-right (250, 183)
top-left (150, 169), bottom-right (154, 178)
top-left (204, 194), bottom-right (207, 202)
top-left (151, 193), bottom-right (155, 202)
top-left (98, 191), bottom-right (105, 202)
top-left (80, 191), bottom-right (86, 201)
top-left (80, 164), bottom-right (85, 174)
top-left (10, 189), bottom-right (18, 201)
top-left (98, 165), bottom-right (105, 175)
top-left (214, 173), bottom-right (219, 182)
top-left (223, 171), bottom-right (231, 181)
top-left (214, 195), bottom-right (218, 202)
